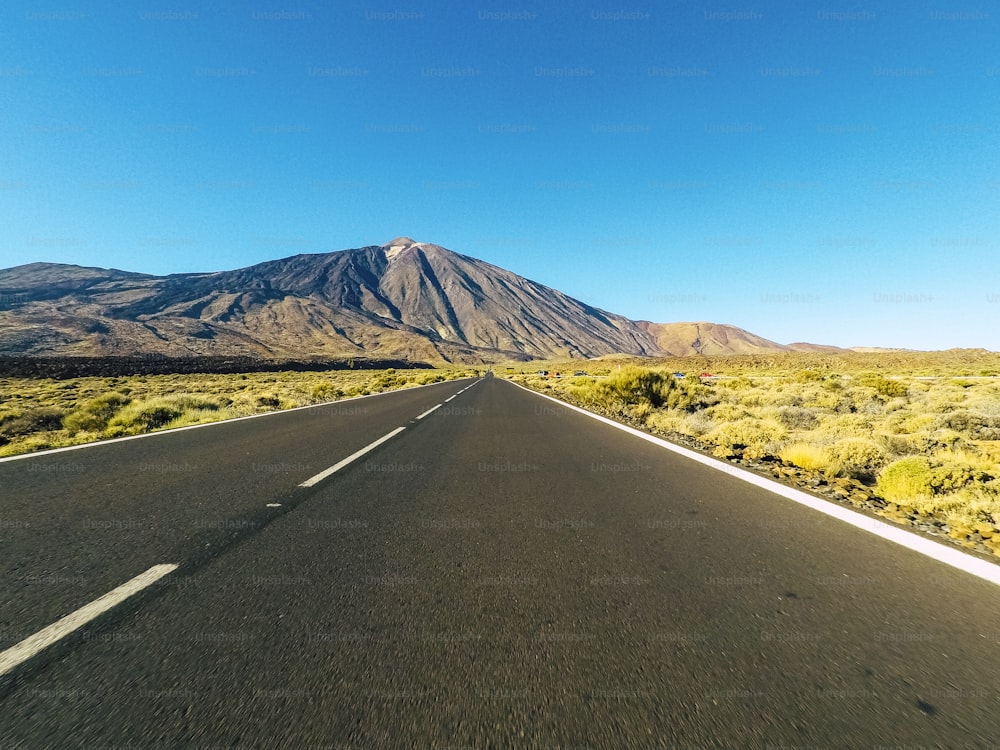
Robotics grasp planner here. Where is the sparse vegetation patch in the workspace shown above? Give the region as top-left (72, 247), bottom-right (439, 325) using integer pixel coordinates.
top-left (0, 365), bottom-right (477, 457)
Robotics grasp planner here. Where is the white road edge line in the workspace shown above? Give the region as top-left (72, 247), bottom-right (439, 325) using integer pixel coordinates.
top-left (508, 380), bottom-right (1000, 588)
top-left (0, 563), bottom-right (178, 678)
top-left (0, 377), bottom-right (476, 464)
top-left (299, 426), bottom-right (407, 488)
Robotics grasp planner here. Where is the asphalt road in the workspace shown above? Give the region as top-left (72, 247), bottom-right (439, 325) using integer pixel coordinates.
top-left (3, 375), bottom-right (1000, 748)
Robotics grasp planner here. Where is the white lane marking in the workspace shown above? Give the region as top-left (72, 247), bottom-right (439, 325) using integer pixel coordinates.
top-left (0, 564), bottom-right (178, 677)
top-left (299, 427), bottom-right (406, 488)
top-left (0, 377), bottom-right (476, 464)
top-left (444, 395), bottom-right (457, 402)
top-left (508, 380), bottom-right (1000, 588)
top-left (416, 404), bottom-right (442, 420)
top-left (266, 503), bottom-right (281, 508)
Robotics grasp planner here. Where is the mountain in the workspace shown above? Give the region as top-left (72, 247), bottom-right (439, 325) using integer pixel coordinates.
top-left (0, 237), bottom-right (818, 363)
top-left (634, 321), bottom-right (821, 356)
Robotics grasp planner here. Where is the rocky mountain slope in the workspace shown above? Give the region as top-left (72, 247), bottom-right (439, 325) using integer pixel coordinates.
top-left (0, 237), bottom-right (822, 363)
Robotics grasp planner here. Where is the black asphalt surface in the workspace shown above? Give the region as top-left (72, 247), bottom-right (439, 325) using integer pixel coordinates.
top-left (0, 379), bottom-right (474, 654)
top-left (3, 375), bottom-right (1000, 748)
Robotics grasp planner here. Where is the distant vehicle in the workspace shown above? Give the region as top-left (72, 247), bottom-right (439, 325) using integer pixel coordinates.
top-left (672, 372), bottom-right (686, 379)
top-left (573, 371), bottom-right (586, 376)
top-left (699, 372), bottom-right (714, 378)
top-left (536, 370), bottom-right (548, 376)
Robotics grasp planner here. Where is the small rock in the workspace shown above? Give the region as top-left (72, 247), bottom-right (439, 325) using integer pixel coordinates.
top-left (974, 523), bottom-right (995, 539)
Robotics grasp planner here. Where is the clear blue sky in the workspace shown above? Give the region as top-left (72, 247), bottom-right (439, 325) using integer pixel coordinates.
top-left (2, 0), bottom-right (998, 350)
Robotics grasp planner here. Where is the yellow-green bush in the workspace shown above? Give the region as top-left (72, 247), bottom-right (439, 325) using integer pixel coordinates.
top-left (885, 411), bottom-right (937, 435)
top-left (706, 403), bottom-right (751, 423)
top-left (827, 437), bottom-right (886, 481)
top-left (576, 366), bottom-right (674, 414)
top-left (370, 369), bottom-right (407, 391)
top-left (738, 391), bottom-right (767, 408)
top-left (928, 428), bottom-right (968, 450)
top-left (932, 447), bottom-right (997, 475)
top-left (63, 392), bottom-right (130, 434)
top-left (0, 408), bottom-right (67, 441)
top-left (856, 373), bottom-right (909, 399)
top-left (108, 395), bottom-right (224, 434)
top-left (802, 389), bottom-right (841, 410)
top-left (913, 483), bottom-right (1000, 527)
top-left (879, 432), bottom-right (929, 456)
top-left (926, 389), bottom-right (968, 412)
top-left (310, 383), bottom-right (345, 402)
top-left (876, 457), bottom-right (933, 504)
top-left (705, 417), bottom-right (787, 460)
top-left (816, 414), bottom-right (872, 440)
top-left (940, 410), bottom-right (1000, 441)
top-left (794, 369), bottom-right (826, 383)
top-left (644, 411), bottom-right (684, 434)
top-left (664, 377), bottom-right (718, 412)
top-left (678, 411), bottom-right (715, 437)
top-left (928, 463), bottom-right (979, 494)
top-left (629, 401), bottom-right (654, 420)
top-left (779, 442), bottom-right (832, 472)
top-left (776, 405), bottom-right (818, 430)
top-left (718, 376), bottom-right (754, 391)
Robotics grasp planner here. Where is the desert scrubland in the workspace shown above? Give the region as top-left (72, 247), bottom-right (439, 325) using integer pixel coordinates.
top-left (0, 366), bottom-right (477, 458)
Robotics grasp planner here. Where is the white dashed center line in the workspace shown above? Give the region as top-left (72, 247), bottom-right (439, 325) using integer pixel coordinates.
top-left (415, 404), bottom-right (442, 420)
top-left (0, 564), bottom-right (178, 678)
top-left (299, 426), bottom-right (407, 488)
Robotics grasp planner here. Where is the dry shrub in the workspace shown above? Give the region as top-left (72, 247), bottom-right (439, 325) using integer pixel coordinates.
top-left (108, 394), bottom-right (224, 434)
top-left (876, 457), bottom-right (933, 504)
top-left (707, 403), bottom-right (751, 423)
top-left (879, 433), bottom-right (929, 456)
top-left (827, 437), bottom-right (886, 481)
top-left (933, 447), bottom-right (997, 475)
top-left (876, 453), bottom-right (992, 507)
top-left (816, 414), bottom-right (871, 440)
top-left (778, 442), bottom-right (832, 472)
top-left (886, 411), bottom-right (937, 435)
top-left (63, 392), bottom-right (130, 434)
top-left (705, 417), bottom-right (787, 460)
top-left (777, 405), bottom-right (818, 430)
top-left (855, 373), bottom-right (909, 398)
top-left (0, 408), bottom-right (67, 439)
top-left (567, 367), bottom-right (704, 418)
top-left (939, 410), bottom-right (1000, 441)
top-left (644, 411), bottom-right (684, 434)
top-left (679, 411), bottom-right (715, 437)
top-left (802, 390), bottom-right (841, 410)
top-left (311, 383), bottom-right (345, 401)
